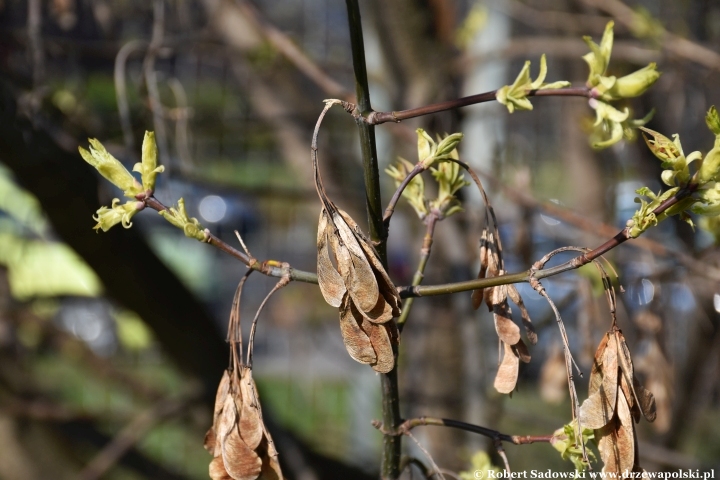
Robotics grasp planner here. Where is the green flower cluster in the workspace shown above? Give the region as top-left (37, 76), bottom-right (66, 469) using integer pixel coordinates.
top-left (496, 54), bottom-right (570, 113)
top-left (80, 132), bottom-right (164, 232)
top-left (584, 22), bottom-right (660, 149)
top-left (627, 106), bottom-right (720, 238)
top-left (385, 129), bottom-right (469, 220)
top-left (550, 421), bottom-right (595, 472)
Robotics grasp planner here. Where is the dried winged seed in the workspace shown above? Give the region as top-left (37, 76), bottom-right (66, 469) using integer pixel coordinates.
top-left (620, 373), bottom-right (639, 423)
top-left (259, 452), bottom-right (283, 480)
top-left (513, 339), bottom-right (531, 363)
top-left (494, 341), bottom-right (520, 394)
top-left (339, 210), bottom-right (402, 313)
top-left (209, 455), bottom-right (233, 480)
top-left (238, 368), bottom-right (263, 451)
top-left (222, 424), bottom-right (263, 480)
top-left (616, 388), bottom-right (637, 473)
top-left (596, 417), bottom-right (623, 475)
top-left (579, 335), bottom-right (618, 429)
top-left (483, 286), bottom-right (495, 312)
top-left (317, 210), bottom-right (345, 307)
top-left (360, 319), bottom-right (395, 374)
top-left (634, 379), bottom-right (656, 423)
top-left (506, 284), bottom-right (537, 345)
top-left (615, 331), bottom-right (636, 391)
top-left (339, 294), bottom-right (376, 364)
top-left (358, 294), bottom-right (394, 323)
top-left (589, 334), bottom-right (610, 396)
top-left (217, 393), bottom-right (238, 452)
top-left (471, 229), bottom-right (489, 310)
top-left (205, 428), bottom-right (218, 455)
top-left (332, 210), bottom-right (367, 259)
top-left (206, 370), bottom-right (231, 454)
top-left (330, 233), bottom-right (377, 313)
top-left (349, 250), bottom-right (381, 313)
top-left (492, 287), bottom-right (522, 346)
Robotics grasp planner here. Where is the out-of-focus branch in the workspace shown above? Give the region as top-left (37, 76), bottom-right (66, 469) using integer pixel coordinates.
top-left (577, 0), bottom-right (720, 71)
top-left (78, 395), bottom-right (195, 480)
top-left (477, 169), bottom-right (720, 282)
top-left (143, 0), bottom-right (171, 169)
top-left (236, 1), bottom-right (353, 101)
top-left (462, 38), bottom-right (658, 70)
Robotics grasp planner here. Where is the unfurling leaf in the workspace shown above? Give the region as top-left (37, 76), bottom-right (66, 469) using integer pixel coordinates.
top-left (79, 139), bottom-right (143, 197)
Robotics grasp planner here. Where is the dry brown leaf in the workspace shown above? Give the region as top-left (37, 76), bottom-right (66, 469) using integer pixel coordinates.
top-left (494, 341), bottom-right (520, 394)
top-left (360, 319), bottom-right (395, 374)
top-left (506, 284), bottom-right (537, 345)
top-left (222, 424), bottom-right (263, 480)
top-left (492, 287), bottom-right (521, 346)
top-left (339, 294), bottom-right (377, 364)
top-left (317, 210), bottom-right (346, 307)
top-left (239, 368), bottom-right (264, 451)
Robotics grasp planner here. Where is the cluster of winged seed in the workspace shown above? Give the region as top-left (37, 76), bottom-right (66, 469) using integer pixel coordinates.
top-left (317, 208), bottom-right (402, 373)
top-left (205, 368), bottom-right (282, 480)
top-left (579, 330), bottom-right (656, 475)
top-left (472, 228), bottom-right (537, 394)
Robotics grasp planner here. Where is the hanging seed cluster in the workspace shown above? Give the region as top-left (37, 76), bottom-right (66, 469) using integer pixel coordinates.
top-left (205, 276), bottom-right (283, 480)
top-left (313, 101), bottom-right (401, 373)
top-left (472, 227), bottom-right (537, 394)
top-left (317, 208), bottom-right (401, 373)
top-left (579, 329), bottom-right (656, 475)
top-left (206, 368), bottom-right (282, 480)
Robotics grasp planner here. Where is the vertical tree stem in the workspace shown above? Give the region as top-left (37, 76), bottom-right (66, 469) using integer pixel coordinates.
top-left (345, 1), bottom-right (401, 478)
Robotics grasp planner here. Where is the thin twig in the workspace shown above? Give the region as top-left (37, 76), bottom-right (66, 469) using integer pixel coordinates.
top-left (247, 265), bottom-right (291, 367)
top-left (397, 212), bottom-right (439, 332)
top-left (374, 417), bottom-right (553, 445)
top-left (384, 163), bottom-right (425, 224)
top-left (365, 87), bottom-right (592, 126)
top-left (236, 1), bottom-right (353, 101)
top-left (405, 432), bottom-right (446, 480)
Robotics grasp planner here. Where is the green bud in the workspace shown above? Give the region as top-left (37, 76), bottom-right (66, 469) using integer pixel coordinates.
top-left (158, 198), bottom-right (208, 241)
top-left (435, 133), bottom-right (464, 159)
top-left (583, 21), bottom-right (614, 86)
top-left (417, 129), bottom-right (437, 166)
top-left (132, 131), bottom-right (165, 193)
top-left (79, 139), bottom-right (143, 197)
top-left (706, 106), bottom-right (720, 136)
top-left (599, 63), bottom-right (660, 101)
top-left (93, 198), bottom-right (143, 232)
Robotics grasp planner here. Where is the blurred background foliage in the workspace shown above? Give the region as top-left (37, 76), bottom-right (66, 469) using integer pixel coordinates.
top-left (0, 0), bottom-right (719, 479)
